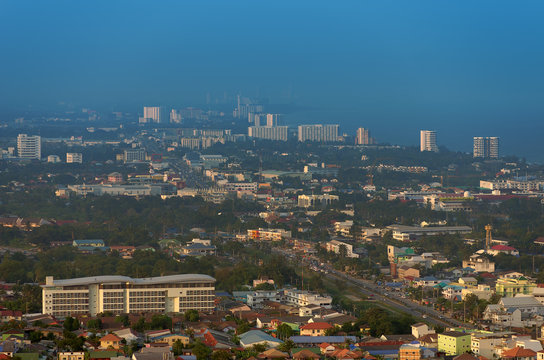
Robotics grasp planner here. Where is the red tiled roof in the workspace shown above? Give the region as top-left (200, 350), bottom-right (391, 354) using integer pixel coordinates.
top-left (300, 322), bottom-right (334, 330)
top-left (491, 244), bottom-right (516, 251)
top-left (502, 347), bottom-right (536, 358)
top-left (100, 333), bottom-right (122, 342)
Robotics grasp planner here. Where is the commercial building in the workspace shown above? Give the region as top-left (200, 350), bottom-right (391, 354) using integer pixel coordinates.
top-left (326, 240), bottom-right (358, 258)
top-left (298, 124), bottom-right (339, 142)
top-left (17, 134), bottom-right (41, 159)
top-left (420, 130), bottom-right (438, 152)
top-left (473, 137), bottom-right (499, 159)
top-left (247, 228), bottom-right (291, 241)
top-left (42, 274), bottom-right (216, 317)
top-left (66, 183), bottom-right (177, 197)
top-left (438, 331), bottom-right (471, 356)
top-left (124, 149), bottom-right (146, 163)
top-left (248, 126), bottom-right (288, 141)
top-left (356, 127), bottom-right (371, 145)
top-left (66, 153), bottom-right (83, 164)
top-left (297, 194), bottom-right (339, 208)
top-left (387, 225), bottom-right (472, 241)
top-left (495, 276), bottom-right (536, 297)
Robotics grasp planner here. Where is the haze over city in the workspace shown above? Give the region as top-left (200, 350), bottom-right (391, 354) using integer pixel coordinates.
top-left (1, 1), bottom-right (544, 160)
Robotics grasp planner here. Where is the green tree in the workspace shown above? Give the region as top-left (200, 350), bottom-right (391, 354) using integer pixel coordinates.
top-left (63, 317), bottom-right (80, 332)
top-left (277, 339), bottom-right (295, 353)
top-left (172, 340), bottom-right (184, 356)
top-left (211, 350), bottom-right (231, 360)
top-left (276, 323), bottom-right (293, 340)
top-left (192, 340), bottom-right (212, 360)
top-left (185, 309), bottom-right (200, 322)
top-left (87, 318), bottom-right (103, 330)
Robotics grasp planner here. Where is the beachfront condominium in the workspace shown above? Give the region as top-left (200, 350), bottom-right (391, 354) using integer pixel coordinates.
top-left (420, 130), bottom-right (438, 152)
top-left (473, 137), bottom-right (499, 159)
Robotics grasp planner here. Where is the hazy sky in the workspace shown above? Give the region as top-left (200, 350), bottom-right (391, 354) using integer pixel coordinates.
top-left (1, 1), bottom-right (544, 159)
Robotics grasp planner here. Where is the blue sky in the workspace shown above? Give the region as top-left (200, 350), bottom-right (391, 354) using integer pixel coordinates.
top-left (1, 1), bottom-right (544, 159)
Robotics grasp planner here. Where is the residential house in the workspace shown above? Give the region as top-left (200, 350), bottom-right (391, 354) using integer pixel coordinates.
top-left (501, 347), bottom-right (537, 360)
top-left (154, 334), bottom-right (190, 347)
top-left (58, 352), bottom-right (86, 360)
top-left (239, 330), bottom-right (283, 348)
top-left (488, 245), bottom-right (519, 257)
top-left (411, 323), bottom-right (435, 339)
top-left (462, 254), bottom-right (495, 273)
top-left (100, 334), bottom-right (122, 350)
top-left (299, 322), bottom-right (333, 336)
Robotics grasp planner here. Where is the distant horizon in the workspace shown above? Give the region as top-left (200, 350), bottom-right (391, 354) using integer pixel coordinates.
top-left (1, 1), bottom-right (544, 161)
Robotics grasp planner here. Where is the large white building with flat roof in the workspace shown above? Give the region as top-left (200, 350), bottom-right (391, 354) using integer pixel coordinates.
top-left (17, 134), bottom-right (41, 159)
top-left (42, 274), bottom-right (216, 317)
top-left (420, 130), bottom-right (438, 152)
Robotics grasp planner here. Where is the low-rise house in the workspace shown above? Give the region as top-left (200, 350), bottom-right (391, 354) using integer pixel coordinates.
top-left (398, 343), bottom-right (436, 360)
top-left (501, 347), bottom-right (537, 360)
top-left (154, 334), bottom-right (190, 347)
top-left (462, 254), bottom-right (495, 273)
top-left (100, 334), bottom-right (122, 350)
top-left (418, 334), bottom-right (438, 349)
top-left (442, 285), bottom-right (464, 301)
top-left (239, 330), bottom-right (283, 348)
top-left (484, 295), bottom-right (544, 328)
top-left (109, 246), bottom-right (136, 259)
top-left (488, 245), bottom-right (519, 257)
top-left (73, 239), bottom-right (108, 253)
top-left (290, 336), bottom-right (357, 347)
top-left (470, 332), bottom-right (511, 359)
top-left (411, 323), bottom-right (435, 339)
top-left (113, 328), bottom-right (140, 343)
top-left (58, 352), bottom-right (86, 360)
top-left (202, 329), bottom-right (236, 349)
top-left (461, 284), bottom-right (493, 300)
top-left (299, 322), bottom-right (333, 336)
top-left (398, 266), bottom-right (420, 280)
top-left (180, 242), bottom-right (216, 256)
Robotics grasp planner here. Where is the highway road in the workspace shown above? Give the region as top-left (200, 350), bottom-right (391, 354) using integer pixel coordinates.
top-left (274, 248), bottom-right (473, 329)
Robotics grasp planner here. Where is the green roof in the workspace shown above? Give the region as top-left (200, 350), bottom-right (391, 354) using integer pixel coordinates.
top-left (14, 353), bottom-right (40, 360)
top-left (89, 351), bottom-right (120, 359)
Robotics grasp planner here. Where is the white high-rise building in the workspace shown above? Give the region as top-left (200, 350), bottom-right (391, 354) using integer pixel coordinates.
top-left (248, 113), bottom-right (264, 127)
top-left (142, 106), bottom-right (164, 123)
top-left (266, 114), bottom-right (282, 127)
top-left (473, 137), bottom-right (499, 159)
top-left (298, 124), bottom-right (339, 142)
top-left (17, 134), bottom-right (41, 159)
top-left (248, 126), bottom-right (288, 141)
top-left (420, 130), bottom-right (438, 152)
top-left (170, 109), bottom-right (182, 123)
top-left (356, 127), bottom-right (370, 145)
